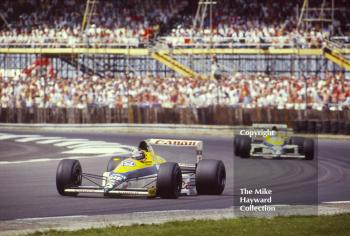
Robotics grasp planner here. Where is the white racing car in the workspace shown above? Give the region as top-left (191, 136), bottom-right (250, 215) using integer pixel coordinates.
top-left (56, 138), bottom-right (226, 199)
top-left (234, 124), bottom-right (315, 160)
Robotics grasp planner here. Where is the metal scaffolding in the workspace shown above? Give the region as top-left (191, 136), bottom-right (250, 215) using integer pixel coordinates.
top-left (81, 0), bottom-right (99, 32)
top-left (192, 0), bottom-right (217, 46)
top-left (297, 0), bottom-right (336, 36)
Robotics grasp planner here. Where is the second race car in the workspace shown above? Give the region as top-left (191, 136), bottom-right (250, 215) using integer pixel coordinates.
top-left (234, 124), bottom-right (315, 160)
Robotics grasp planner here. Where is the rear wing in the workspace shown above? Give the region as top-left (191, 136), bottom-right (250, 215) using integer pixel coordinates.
top-left (145, 139), bottom-right (203, 162)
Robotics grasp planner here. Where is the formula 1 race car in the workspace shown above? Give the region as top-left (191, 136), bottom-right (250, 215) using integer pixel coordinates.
top-left (234, 124), bottom-right (315, 160)
top-left (56, 139), bottom-right (226, 199)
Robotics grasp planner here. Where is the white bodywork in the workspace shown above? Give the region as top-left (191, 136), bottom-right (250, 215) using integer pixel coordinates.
top-left (250, 124), bottom-right (304, 159)
top-left (250, 143), bottom-right (305, 159)
top-left (146, 138), bottom-right (203, 162)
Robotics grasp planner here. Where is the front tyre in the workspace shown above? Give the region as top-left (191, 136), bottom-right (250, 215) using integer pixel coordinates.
top-left (239, 136), bottom-right (251, 158)
top-left (157, 162), bottom-right (182, 199)
top-left (196, 159), bottom-right (226, 195)
top-left (56, 159), bottom-right (82, 196)
top-left (234, 135), bottom-right (242, 156)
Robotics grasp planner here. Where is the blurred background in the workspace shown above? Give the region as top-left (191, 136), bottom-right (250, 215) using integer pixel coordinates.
top-left (0, 0), bottom-right (349, 130)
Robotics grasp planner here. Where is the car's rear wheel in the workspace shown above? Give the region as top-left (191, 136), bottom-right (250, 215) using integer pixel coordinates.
top-left (234, 135), bottom-right (242, 156)
top-left (56, 159), bottom-right (82, 196)
top-left (239, 136), bottom-right (251, 158)
top-left (303, 138), bottom-right (315, 160)
top-left (157, 162), bottom-right (182, 199)
top-left (196, 159), bottom-right (226, 195)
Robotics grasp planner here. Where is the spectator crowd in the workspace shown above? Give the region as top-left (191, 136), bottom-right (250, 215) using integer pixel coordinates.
top-left (1, 72), bottom-right (349, 110)
top-left (0, 0), bottom-right (188, 47)
top-left (0, 0), bottom-right (349, 48)
top-left (163, 0), bottom-right (334, 48)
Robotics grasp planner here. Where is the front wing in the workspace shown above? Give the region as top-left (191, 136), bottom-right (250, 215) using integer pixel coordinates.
top-left (64, 186), bottom-right (156, 197)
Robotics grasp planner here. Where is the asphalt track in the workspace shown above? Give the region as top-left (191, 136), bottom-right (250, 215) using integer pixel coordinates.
top-left (0, 130), bottom-right (349, 220)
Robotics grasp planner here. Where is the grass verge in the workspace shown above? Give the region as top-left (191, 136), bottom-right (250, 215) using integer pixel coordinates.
top-left (27, 214), bottom-right (350, 236)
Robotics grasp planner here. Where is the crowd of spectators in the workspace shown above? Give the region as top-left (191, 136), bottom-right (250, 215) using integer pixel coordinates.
top-left (0, 0), bottom-right (349, 48)
top-left (1, 72), bottom-right (349, 110)
top-left (0, 0), bottom-right (188, 47)
top-left (163, 0), bottom-right (350, 48)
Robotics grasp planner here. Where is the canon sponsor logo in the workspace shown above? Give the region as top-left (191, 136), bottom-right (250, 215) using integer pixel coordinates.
top-left (154, 140), bottom-right (197, 146)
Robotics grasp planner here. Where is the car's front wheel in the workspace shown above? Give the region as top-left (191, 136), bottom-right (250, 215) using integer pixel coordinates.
top-left (56, 159), bottom-right (82, 196)
top-left (157, 162), bottom-right (182, 199)
top-left (239, 136), bottom-right (251, 158)
top-left (196, 159), bottom-right (226, 195)
top-left (234, 135), bottom-right (242, 156)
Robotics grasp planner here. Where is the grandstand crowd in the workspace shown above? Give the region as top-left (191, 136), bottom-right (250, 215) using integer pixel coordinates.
top-left (1, 72), bottom-right (349, 110)
top-left (0, 0), bottom-right (349, 48)
top-left (0, 0), bottom-right (188, 47)
top-left (0, 1), bottom-right (349, 111)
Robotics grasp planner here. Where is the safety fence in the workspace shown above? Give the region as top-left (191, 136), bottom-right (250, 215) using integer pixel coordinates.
top-left (1, 106), bottom-right (349, 132)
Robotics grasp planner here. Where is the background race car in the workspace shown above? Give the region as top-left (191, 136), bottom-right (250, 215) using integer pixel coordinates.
top-left (234, 124), bottom-right (315, 160)
top-left (56, 139), bottom-right (226, 199)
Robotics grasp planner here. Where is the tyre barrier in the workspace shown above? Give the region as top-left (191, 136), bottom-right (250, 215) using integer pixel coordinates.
top-left (293, 119), bottom-right (350, 134)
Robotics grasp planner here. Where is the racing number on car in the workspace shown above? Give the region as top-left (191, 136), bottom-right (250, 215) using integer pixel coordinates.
top-left (122, 160), bottom-right (136, 167)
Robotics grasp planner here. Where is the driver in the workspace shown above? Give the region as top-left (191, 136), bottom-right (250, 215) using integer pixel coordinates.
top-left (131, 150), bottom-right (148, 163)
top-left (264, 126), bottom-right (288, 146)
top-left (272, 126), bottom-right (278, 132)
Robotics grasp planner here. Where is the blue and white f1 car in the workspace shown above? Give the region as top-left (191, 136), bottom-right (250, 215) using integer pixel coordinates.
top-left (56, 138), bottom-right (226, 199)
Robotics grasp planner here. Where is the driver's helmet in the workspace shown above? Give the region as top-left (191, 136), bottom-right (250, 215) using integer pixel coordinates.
top-left (131, 150), bottom-right (146, 162)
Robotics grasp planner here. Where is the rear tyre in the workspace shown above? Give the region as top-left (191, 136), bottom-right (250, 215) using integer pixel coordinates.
top-left (234, 135), bottom-right (242, 156)
top-left (303, 138), bottom-right (315, 160)
top-left (196, 159), bottom-right (226, 195)
top-left (56, 159), bottom-right (82, 196)
top-left (157, 162), bottom-right (182, 199)
top-left (239, 136), bottom-right (251, 158)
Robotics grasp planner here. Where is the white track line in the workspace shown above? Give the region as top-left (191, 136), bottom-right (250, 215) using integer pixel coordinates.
top-left (0, 133), bottom-right (135, 164)
top-left (53, 140), bottom-right (90, 147)
top-left (322, 201), bottom-right (350, 204)
top-left (67, 141), bottom-right (113, 149)
top-left (62, 147), bottom-right (131, 154)
top-left (36, 139), bottom-right (67, 144)
top-left (15, 136), bottom-right (63, 142)
top-left (0, 134), bottom-right (39, 140)
top-left (0, 155), bottom-right (109, 165)
top-left (67, 144), bottom-right (123, 149)
top-left (0, 158), bottom-right (55, 165)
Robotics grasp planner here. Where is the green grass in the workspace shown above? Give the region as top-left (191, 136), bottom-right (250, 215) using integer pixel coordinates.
top-left (29, 214), bottom-right (350, 236)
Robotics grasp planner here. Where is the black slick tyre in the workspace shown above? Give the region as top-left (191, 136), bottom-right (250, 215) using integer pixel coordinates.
top-left (196, 159), bottom-right (226, 195)
top-left (56, 159), bottom-right (82, 196)
top-left (157, 162), bottom-right (182, 199)
top-left (239, 136), bottom-right (251, 158)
